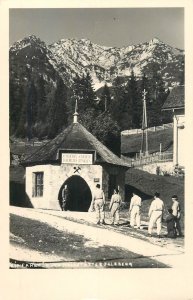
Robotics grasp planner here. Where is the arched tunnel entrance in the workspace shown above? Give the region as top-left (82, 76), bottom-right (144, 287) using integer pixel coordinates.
top-left (58, 175), bottom-right (92, 212)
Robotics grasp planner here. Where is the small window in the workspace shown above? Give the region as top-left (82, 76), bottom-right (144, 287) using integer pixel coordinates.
top-left (32, 172), bottom-right (44, 197)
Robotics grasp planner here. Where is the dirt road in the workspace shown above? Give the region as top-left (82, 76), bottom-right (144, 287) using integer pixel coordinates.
top-left (10, 206), bottom-right (184, 268)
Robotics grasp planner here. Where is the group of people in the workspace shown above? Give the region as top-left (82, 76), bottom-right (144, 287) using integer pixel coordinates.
top-left (91, 184), bottom-right (182, 238)
top-left (148, 192), bottom-right (182, 238)
top-left (90, 184), bottom-right (122, 225)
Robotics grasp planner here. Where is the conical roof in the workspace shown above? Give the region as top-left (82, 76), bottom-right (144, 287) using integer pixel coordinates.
top-left (23, 122), bottom-right (130, 168)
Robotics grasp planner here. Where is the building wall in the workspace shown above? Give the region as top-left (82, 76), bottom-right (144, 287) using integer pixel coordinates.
top-left (116, 170), bottom-right (125, 201)
top-left (173, 111), bottom-right (185, 166)
top-left (26, 163), bottom-right (127, 209)
top-left (26, 164), bottom-right (53, 209)
top-left (26, 163), bottom-right (103, 210)
top-left (102, 166), bottom-right (126, 201)
top-left (136, 161), bottom-right (174, 175)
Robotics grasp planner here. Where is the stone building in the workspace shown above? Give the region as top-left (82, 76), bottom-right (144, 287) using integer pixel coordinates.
top-left (23, 112), bottom-right (130, 211)
top-left (162, 85), bottom-right (185, 167)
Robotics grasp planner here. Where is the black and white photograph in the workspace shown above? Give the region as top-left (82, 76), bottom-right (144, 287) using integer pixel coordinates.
top-left (8, 5), bottom-right (187, 270)
top-left (1, 1), bottom-right (193, 298)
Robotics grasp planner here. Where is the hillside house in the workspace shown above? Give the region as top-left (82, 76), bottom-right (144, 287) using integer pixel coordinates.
top-left (162, 85), bottom-right (185, 167)
top-left (23, 112), bottom-right (130, 211)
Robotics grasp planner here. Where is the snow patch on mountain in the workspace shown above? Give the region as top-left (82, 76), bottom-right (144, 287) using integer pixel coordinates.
top-left (10, 35), bottom-right (184, 90)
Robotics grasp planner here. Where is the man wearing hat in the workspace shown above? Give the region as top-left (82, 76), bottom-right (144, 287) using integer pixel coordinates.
top-left (171, 195), bottom-right (182, 237)
top-left (148, 192), bottom-right (164, 237)
top-left (91, 184), bottom-right (106, 225)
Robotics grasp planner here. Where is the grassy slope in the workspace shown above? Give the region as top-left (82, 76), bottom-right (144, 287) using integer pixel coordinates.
top-left (10, 214), bottom-right (167, 268)
top-left (121, 127), bottom-right (173, 154)
top-left (10, 141), bottom-right (44, 158)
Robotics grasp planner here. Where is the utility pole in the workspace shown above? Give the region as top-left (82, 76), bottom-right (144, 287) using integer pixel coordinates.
top-left (141, 89), bottom-right (148, 156)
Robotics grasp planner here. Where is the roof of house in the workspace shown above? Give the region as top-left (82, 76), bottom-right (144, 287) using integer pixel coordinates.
top-left (23, 122), bottom-right (130, 168)
top-left (162, 85), bottom-right (184, 110)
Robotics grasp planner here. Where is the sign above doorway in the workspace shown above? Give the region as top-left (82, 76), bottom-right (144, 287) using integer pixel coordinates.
top-left (58, 149), bottom-right (96, 165)
top-left (62, 153), bottom-right (93, 165)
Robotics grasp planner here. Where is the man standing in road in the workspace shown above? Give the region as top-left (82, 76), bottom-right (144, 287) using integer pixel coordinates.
top-left (109, 188), bottom-right (122, 225)
top-left (148, 192), bottom-right (164, 237)
top-left (129, 192), bottom-right (142, 229)
top-left (171, 195), bottom-right (182, 237)
top-left (91, 184), bottom-right (106, 225)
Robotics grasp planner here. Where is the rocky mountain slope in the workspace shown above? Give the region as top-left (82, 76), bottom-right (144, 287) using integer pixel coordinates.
top-left (10, 35), bottom-right (184, 90)
top-left (10, 36), bottom-right (59, 88)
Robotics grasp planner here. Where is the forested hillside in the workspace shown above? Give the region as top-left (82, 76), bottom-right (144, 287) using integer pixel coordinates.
top-left (10, 70), bottom-right (173, 155)
top-left (9, 36), bottom-right (181, 155)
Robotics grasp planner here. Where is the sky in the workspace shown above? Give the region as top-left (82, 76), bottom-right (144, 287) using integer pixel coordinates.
top-left (9, 8), bottom-right (184, 49)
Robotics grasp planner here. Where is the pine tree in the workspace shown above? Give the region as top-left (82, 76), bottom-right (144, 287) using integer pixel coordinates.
top-left (47, 78), bottom-right (68, 138)
top-left (111, 77), bottom-right (124, 122)
top-left (37, 76), bottom-right (47, 123)
top-left (34, 75), bottom-right (50, 139)
top-left (179, 66), bottom-right (185, 85)
top-left (83, 72), bottom-right (97, 110)
top-left (148, 70), bottom-right (169, 126)
top-left (9, 80), bottom-right (23, 136)
top-left (98, 83), bottom-right (111, 112)
top-left (70, 75), bottom-right (121, 155)
top-left (125, 70), bottom-right (141, 129)
top-left (15, 81), bottom-right (37, 139)
top-left (69, 72), bottom-right (97, 126)
top-left (67, 75), bottom-right (84, 123)
top-left (91, 111), bottom-right (121, 156)
top-left (111, 77), bottom-right (131, 131)
top-left (26, 81), bottom-right (38, 140)
top-left (141, 73), bottom-right (149, 92)
top-left (68, 73), bottom-right (96, 118)
top-left (16, 86), bottom-right (27, 138)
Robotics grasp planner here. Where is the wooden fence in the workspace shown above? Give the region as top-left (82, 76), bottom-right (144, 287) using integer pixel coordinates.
top-left (121, 123), bottom-right (173, 136)
top-left (128, 152), bottom-right (173, 167)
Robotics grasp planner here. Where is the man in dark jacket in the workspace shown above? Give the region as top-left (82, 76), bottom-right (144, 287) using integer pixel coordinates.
top-left (171, 195), bottom-right (182, 237)
top-left (166, 208), bottom-right (176, 238)
top-left (62, 185), bottom-right (69, 211)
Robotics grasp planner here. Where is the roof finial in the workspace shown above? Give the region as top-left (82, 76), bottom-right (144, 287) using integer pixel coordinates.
top-left (73, 99), bottom-right (79, 123)
top-left (75, 99), bottom-right (78, 113)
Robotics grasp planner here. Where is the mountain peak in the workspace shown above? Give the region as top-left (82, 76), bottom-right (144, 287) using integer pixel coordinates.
top-left (24, 35), bottom-right (45, 45)
top-left (18, 35), bottom-right (42, 44)
top-left (10, 35), bottom-right (46, 52)
top-left (27, 34), bottom-right (39, 40)
top-left (80, 38), bottom-right (90, 42)
top-left (149, 37), bottom-right (162, 44)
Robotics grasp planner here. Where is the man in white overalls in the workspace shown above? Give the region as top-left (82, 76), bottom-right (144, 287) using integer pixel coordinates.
top-left (129, 192), bottom-right (142, 229)
top-left (109, 188), bottom-right (122, 225)
top-left (92, 184), bottom-right (106, 225)
top-left (148, 192), bottom-right (164, 237)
